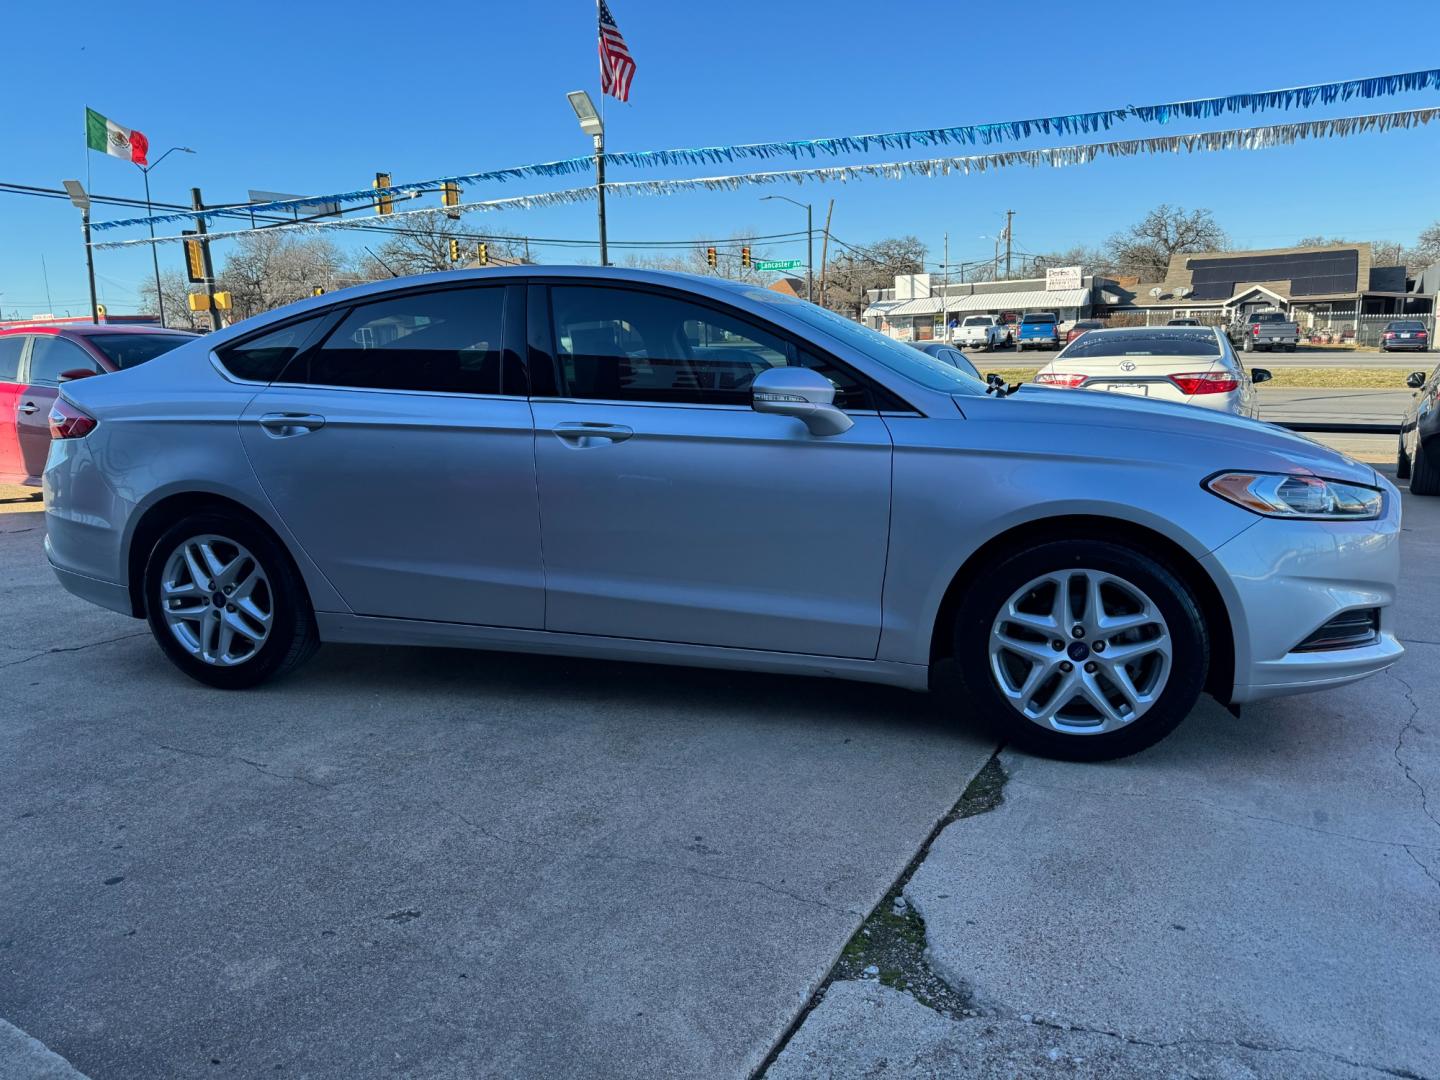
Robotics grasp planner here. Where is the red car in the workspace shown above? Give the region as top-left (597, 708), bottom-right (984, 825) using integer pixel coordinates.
top-left (1066, 319), bottom-right (1105, 343)
top-left (0, 324), bottom-right (197, 486)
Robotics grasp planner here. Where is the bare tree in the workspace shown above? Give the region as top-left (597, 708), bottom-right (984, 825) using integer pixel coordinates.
top-left (1105, 205), bottom-right (1228, 281)
top-left (1409, 222), bottom-right (1440, 270)
top-left (620, 231), bottom-right (777, 284)
top-left (370, 216), bottom-right (527, 275)
top-left (138, 269), bottom-right (207, 330)
top-left (820, 235), bottom-right (927, 317)
top-left (215, 232), bottom-right (350, 320)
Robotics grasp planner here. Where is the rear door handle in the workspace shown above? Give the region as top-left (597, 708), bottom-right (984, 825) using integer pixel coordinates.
top-left (552, 422), bottom-right (634, 448)
top-left (258, 412), bottom-right (326, 438)
top-left (18, 401), bottom-right (38, 416)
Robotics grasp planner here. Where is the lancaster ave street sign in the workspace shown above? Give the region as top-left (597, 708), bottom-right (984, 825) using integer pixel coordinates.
top-left (754, 259), bottom-right (803, 271)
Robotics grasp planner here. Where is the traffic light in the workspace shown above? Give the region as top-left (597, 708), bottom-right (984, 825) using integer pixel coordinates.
top-left (96, 304), bottom-right (107, 320)
top-left (449, 238), bottom-right (461, 263)
top-left (374, 172), bottom-right (393, 215)
top-left (212, 292), bottom-right (232, 311)
top-left (477, 242), bottom-right (488, 266)
top-left (706, 246), bottom-right (717, 269)
top-left (740, 246), bottom-right (751, 270)
top-left (182, 230), bottom-right (206, 283)
top-left (186, 292), bottom-right (210, 311)
top-left (312, 285), bottom-right (325, 297)
top-left (441, 180), bottom-right (460, 220)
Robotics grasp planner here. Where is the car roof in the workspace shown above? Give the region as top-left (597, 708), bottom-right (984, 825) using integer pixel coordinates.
top-left (0, 323), bottom-right (197, 338)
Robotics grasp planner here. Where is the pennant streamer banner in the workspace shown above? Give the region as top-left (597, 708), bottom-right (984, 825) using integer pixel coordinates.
top-left (90, 67), bottom-right (1440, 234)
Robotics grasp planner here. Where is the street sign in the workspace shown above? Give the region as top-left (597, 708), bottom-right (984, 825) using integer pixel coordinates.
top-left (754, 259), bottom-right (802, 272)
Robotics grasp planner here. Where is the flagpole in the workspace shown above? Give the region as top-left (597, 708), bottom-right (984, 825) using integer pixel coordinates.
top-left (595, 0), bottom-right (609, 266)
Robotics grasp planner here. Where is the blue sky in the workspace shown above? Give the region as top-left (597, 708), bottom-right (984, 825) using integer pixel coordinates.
top-left (5, 0), bottom-right (1440, 316)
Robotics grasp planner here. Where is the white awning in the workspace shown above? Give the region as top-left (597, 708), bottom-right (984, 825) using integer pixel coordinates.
top-left (861, 300), bottom-right (905, 319)
top-left (884, 297), bottom-right (944, 316)
top-left (878, 288), bottom-right (1091, 318)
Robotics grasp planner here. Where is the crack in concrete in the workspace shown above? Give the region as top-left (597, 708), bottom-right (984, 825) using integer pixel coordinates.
top-left (435, 804), bottom-right (859, 918)
top-left (1018, 1015), bottom-right (1425, 1079)
top-left (157, 744), bottom-right (335, 790)
top-left (1386, 668), bottom-right (1440, 834)
top-left (1403, 846), bottom-right (1440, 896)
top-left (0, 630), bottom-right (149, 671)
top-left (1005, 772), bottom-right (1440, 853)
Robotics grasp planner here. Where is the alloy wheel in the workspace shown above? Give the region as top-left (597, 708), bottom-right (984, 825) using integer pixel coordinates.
top-left (988, 569), bottom-right (1173, 735)
top-left (159, 534), bottom-right (273, 666)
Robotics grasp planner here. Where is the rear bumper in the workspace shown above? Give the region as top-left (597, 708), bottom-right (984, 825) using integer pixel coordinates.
top-left (1381, 341), bottom-right (1428, 351)
top-left (45, 538), bottom-right (133, 616)
top-left (1202, 477), bottom-right (1404, 704)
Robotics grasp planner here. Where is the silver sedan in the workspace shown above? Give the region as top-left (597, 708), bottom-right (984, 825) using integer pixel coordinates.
top-left (43, 267), bottom-right (1402, 760)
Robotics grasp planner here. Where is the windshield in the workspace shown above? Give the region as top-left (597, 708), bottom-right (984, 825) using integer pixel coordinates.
top-left (1062, 330), bottom-right (1220, 358)
top-left (86, 333), bottom-right (192, 369)
top-left (1022, 313), bottom-right (1057, 324)
top-left (1389, 321), bottom-right (1424, 330)
top-left (745, 290), bottom-right (988, 395)
top-left (962, 317), bottom-right (991, 327)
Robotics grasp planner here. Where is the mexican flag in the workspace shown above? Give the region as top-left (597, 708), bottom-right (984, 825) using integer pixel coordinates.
top-left (85, 107), bottom-right (149, 166)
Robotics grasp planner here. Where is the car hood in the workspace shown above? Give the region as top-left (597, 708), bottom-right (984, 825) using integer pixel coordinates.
top-left (968, 384), bottom-right (1378, 485)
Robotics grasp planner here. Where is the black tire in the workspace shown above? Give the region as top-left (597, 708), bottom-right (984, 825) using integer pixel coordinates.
top-left (143, 512), bottom-right (320, 688)
top-left (951, 539), bottom-right (1208, 761)
top-left (1284, 344), bottom-right (1297, 352)
top-left (1397, 432), bottom-right (1412, 480)
top-left (1411, 438), bottom-right (1440, 496)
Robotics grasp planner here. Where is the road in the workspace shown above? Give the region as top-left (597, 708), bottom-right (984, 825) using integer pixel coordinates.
top-left (1257, 386), bottom-right (1411, 426)
top-left (1244, 347), bottom-right (1430, 368)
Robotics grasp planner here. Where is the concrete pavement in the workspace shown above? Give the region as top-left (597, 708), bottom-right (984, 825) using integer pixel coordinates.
top-left (1243, 348), bottom-right (1429, 368)
top-left (0, 505), bottom-right (995, 1079)
top-left (1257, 386), bottom-right (1412, 425)
top-left (769, 478), bottom-right (1440, 1079)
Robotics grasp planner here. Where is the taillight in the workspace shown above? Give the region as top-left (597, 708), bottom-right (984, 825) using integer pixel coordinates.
top-left (1419, 331), bottom-right (1429, 338)
top-left (1252, 324), bottom-right (1261, 335)
top-left (1384, 332), bottom-right (1396, 339)
top-left (1034, 372), bottom-right (1087, 388)
top-left (1171, 372), bottom-right (1239, 395)
top-left (49, 399), bottom-right (97, 439)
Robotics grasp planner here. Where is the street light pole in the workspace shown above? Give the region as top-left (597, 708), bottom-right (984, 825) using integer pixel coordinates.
top-left (761, 194), bottom-right (814, 301)
top-left (136, 147), bottom-right (196, 328)
top-left (62, 181), bottom-right (99, 323)
top-left (566, 92), bottom-right (608, 266)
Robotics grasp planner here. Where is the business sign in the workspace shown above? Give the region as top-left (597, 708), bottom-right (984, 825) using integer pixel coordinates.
top-left (247, 189), bottom-right (342, 220)
top-left (754, 258), bottom-right (803, 272)
top-left (1045, 265), bottom-right (1083, 291)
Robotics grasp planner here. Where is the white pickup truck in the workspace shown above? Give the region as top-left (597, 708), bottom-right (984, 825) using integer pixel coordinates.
top-left (950, 315), bottom-right (1010, 350)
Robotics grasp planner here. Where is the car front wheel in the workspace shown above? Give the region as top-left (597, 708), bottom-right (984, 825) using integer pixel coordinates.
top-left (144, 512), bottom-right (320, 688)
top-left (952, 539), bottom-right (1208, 761)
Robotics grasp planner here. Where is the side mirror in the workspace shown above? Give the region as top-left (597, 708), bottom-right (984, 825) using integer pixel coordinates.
top-left (986, 373), bottom-right (1005, 388)
top-left (58, 368), bottom-right (99, 383)
top-left (1250, 368), bottom-right (1273, 384)
top-left (1407, 371), bottom-right (1427, 389)
top-left (751, 367), bottom-right (853, 436)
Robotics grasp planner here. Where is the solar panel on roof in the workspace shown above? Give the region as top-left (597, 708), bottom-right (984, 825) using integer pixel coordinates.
top-left (1185, 250), bottom-right (1358, 300)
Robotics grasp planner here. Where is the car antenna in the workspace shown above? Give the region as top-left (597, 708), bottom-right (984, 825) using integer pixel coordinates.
top-left (364, 246), bottom-right (400, 278)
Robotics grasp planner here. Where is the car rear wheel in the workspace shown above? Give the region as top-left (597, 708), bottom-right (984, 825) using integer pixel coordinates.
top-left (1411, 439), bottom-right (1440, 496)
top-left (952, 539), bottom-right (1208, 761)
top-left (144, 512), bottom-right (319, 688)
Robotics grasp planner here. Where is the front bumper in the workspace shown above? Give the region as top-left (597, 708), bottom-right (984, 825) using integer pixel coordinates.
top-left (1203, 475), bottom-right (1404, 704)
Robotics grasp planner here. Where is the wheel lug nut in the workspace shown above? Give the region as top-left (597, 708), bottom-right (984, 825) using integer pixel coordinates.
top-left (1071, 626), bottom-right (1085, 639)
top-left (1059, 661), bottom-right (1073, 673)
top-left (1051, 640), bottom-right (1065, 651)
top-left (1084, 661), bottom-right (1097, 673)
top-left (226, 604), bottom-right (236, 613)
top-left (224, 585), bottom-right (234, 594)
top-left (1093, 641), bottom-right (1106, 653)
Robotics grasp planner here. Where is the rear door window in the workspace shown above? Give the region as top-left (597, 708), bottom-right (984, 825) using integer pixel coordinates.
top-left (217, 316), bottom-right (329, 382)
top-left (26, 337), bottom-right (97, 386)
top-left (284, 288), bottom-right (506, 395)
top-left (0, 337), bottom-right (23, 382)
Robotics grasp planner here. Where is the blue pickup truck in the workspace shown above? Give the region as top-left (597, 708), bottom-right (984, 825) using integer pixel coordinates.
top-left (1016, 311), bottom-right (1061, 351)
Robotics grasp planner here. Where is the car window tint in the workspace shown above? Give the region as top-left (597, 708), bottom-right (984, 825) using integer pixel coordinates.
top-left (550, 285), bottom-right (872, 409)
top-left (87, 333), bottom-right (191, 370)
top-left (219, 316), bottom-right (327, 382)
top-left (26, 337), bottom-right (95, 385)
top-left (0, 337), bottom-right (22, 382)
top-left (1063, 331), bottom-right (1220, 358)
top-left (290, 289), bottom-right (505, 394)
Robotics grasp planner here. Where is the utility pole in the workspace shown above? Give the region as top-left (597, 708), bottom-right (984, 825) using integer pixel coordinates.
top-left (61, 181), bottom-right (98, 323)
top-left (818, 199), bottom-right (835, 308)
top-left (594, 131), bottom-right (608, 266)
top-left (1004, 209), bottom-right (1014, 279)
top-left (942, 232), bottom-right (949, 340)
top-left (192, 187), bottom-right (220, 332)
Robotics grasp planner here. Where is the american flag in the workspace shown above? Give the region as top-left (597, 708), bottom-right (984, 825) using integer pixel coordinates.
top-left (598, 0), bottom-right (636, 102)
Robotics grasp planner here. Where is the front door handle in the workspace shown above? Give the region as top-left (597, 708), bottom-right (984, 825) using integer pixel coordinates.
top-left (552, 422), bottom-right (634, 448)
top-left (18, 401), bottom-right (38, 416)
top-left (257, 412), bottom-right (326, 438)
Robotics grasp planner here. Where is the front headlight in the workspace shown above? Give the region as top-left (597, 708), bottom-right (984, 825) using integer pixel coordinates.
top-left (1205, 472), bottom-right (1384, 520)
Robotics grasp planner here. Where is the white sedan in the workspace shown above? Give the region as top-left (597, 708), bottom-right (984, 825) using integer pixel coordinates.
top-left (1032, 326), bottom-right (1270, 417)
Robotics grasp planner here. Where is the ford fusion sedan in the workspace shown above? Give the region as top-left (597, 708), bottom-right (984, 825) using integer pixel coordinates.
top-left (43, 267), bottom-right (1401, 761)
top-left (0, 323), bottom-right (196, 486)
top-left (1032, 325), bottom-right (1271, 417)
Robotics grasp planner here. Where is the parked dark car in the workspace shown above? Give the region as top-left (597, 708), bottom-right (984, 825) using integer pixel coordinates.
top-left (1066, 319), bottom-right (1105, 343)
top-left (1399, 360), bottom-right (1440, 495)
top-left (0, 324), bottom-right (196, 485)
top-left (1380, 320), bottom-right (1429, 352)
top-left (1167, 318), bottom-right (1202, 327)
top-left (911, 341), bottom-right (981, 380)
